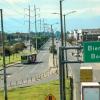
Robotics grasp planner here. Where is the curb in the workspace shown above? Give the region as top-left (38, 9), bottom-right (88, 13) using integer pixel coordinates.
top-left (0, 61), bottom-right (21, 71)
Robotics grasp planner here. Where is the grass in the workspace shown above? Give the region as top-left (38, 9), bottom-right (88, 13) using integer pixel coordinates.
top-left (0, 79), bottom-right (71, 100)
top-left (0, 48), bottom-right (36, 68)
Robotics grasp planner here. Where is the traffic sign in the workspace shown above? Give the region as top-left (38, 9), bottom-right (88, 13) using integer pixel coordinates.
top-left (80, 67), bottom-right (93, 82)
top-left (83, 41), bottom-right (100, 62)
top-left (45, 94), bottom-right (56, 100)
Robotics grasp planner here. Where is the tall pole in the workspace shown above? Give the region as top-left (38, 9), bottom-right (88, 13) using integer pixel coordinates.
top-left (34, 5), bottom-right (37, 51)
top-left (0, 9), bottom-right (8, 100)
top-left (60, 1), bottom-right (64, 46)
top-left (64, 15), bottom-right (68, 78)
top-left (40, 19), bottom-right (41, 33)
top-left (59, 0), bottom-right (66, 100)
top-left (43, 19), bottom-right (45, 34)
top-left (51, 25), bottom-right (55, 66)
top-left (29, 5), bottom-right (31, 52)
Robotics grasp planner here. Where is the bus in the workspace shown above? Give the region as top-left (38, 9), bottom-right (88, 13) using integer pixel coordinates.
top-left (21, 53), bottom-right (37, 64)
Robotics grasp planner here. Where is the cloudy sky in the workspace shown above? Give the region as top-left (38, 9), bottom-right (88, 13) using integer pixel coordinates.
top-left (0, 0), bottom-right (100, 33)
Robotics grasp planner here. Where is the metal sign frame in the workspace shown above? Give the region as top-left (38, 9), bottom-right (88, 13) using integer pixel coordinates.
top-left (59, 46), bottom-right (83, 100)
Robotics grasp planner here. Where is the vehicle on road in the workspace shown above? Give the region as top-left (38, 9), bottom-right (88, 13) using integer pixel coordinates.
top-left (21, 52), bottom-right (37, 64)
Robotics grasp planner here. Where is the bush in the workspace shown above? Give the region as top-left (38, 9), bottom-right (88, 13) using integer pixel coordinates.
top-left (13, 43), bottom-right (26, 53)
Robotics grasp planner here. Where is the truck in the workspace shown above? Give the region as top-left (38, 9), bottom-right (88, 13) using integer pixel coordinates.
top-left (81, 82), bottom-right (100, 100)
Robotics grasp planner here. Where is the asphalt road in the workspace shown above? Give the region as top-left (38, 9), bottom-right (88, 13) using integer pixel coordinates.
top-left (0, 39), bottom-right (56, 88)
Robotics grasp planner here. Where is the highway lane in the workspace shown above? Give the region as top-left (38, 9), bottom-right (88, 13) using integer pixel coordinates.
top-left (67, 48), bottom-right (81, 100)
top-left (0, 40), bottom-right (52, 88)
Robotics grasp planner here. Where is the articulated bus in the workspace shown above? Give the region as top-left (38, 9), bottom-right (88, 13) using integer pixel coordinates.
top-left (21, 52), bottom-right (37, 64)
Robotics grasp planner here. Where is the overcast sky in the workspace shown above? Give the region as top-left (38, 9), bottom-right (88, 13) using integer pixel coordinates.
top-left (0, 0), bottom-right (100, 33)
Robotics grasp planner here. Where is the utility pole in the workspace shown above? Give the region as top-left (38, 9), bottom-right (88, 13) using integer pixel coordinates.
top-left (0, 9), bottom-right (8, 100)
top-left (43, 19), bottom-right (45, 34)
top-left (59, 0), bottom-right (66, 100)
top-left (64, 15), bottom-right (68, 78)
top-left (51, 25), bottom-right (55, 66)
top-left (34, 5), bottom-right (37, 52)
top-left (28, 5), bottom-right (31, 52)
top-left (40, 19), bottom-right (41, 33)
top-left (24, 5), bottom-right (31, 52)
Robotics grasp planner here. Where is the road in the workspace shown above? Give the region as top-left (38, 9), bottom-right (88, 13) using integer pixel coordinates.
top-left (0, 39), bottom-right (58, 88)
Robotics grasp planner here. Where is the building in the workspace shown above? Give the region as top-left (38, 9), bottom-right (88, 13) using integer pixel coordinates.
top-left (74, 28), bottom-right (100, 42)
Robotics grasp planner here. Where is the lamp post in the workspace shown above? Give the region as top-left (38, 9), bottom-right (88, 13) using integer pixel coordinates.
top-left (53, 6), bottom-right (76, 99)
top-left (60, 0), bottom-right (66, 100)
top-left (50, 23), bottom-right (58, 66)
top-left (51, 25), bottom-right (55, 66)
top-left (52, 11), bottom-right (76, 78)
top-left (0, 9), bottom-right (8, 100)
top-left (45, 23), bottom-right (58, 66)
top-left (63, 11), bottom-right (76, 78)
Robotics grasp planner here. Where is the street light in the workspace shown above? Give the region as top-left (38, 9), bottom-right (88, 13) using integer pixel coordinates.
top-left (45, 23), bottom-right (58, 67)
top-left (51, 23), bottom-right (58, 67)
top-left (63, 11), bottom-right (76, 78)
top-left (63, 11), bottom-right (76, 43)
top-left (52, 4), bottom-right (76, 100)
top-left (59, 0), bottom-right (66, 100)
top-left (52, 11), bottom-right (76, 45)
top-left (52, 11), bottom-right (76, 78)
top-left (0, 9), bottom-right (8, 100)
top-left (53, 2), bottom-right (76, 99)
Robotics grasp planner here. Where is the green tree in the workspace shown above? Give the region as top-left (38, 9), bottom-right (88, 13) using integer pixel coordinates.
top-left (13, 43), bottom-right (26, 53)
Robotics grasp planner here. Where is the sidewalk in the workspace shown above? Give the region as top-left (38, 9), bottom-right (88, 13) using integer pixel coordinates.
top-left (48, 53), bottom-right (58, 74)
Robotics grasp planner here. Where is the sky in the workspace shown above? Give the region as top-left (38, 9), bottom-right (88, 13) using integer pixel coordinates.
top-left (0, 0), bottom-right (100, 33)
